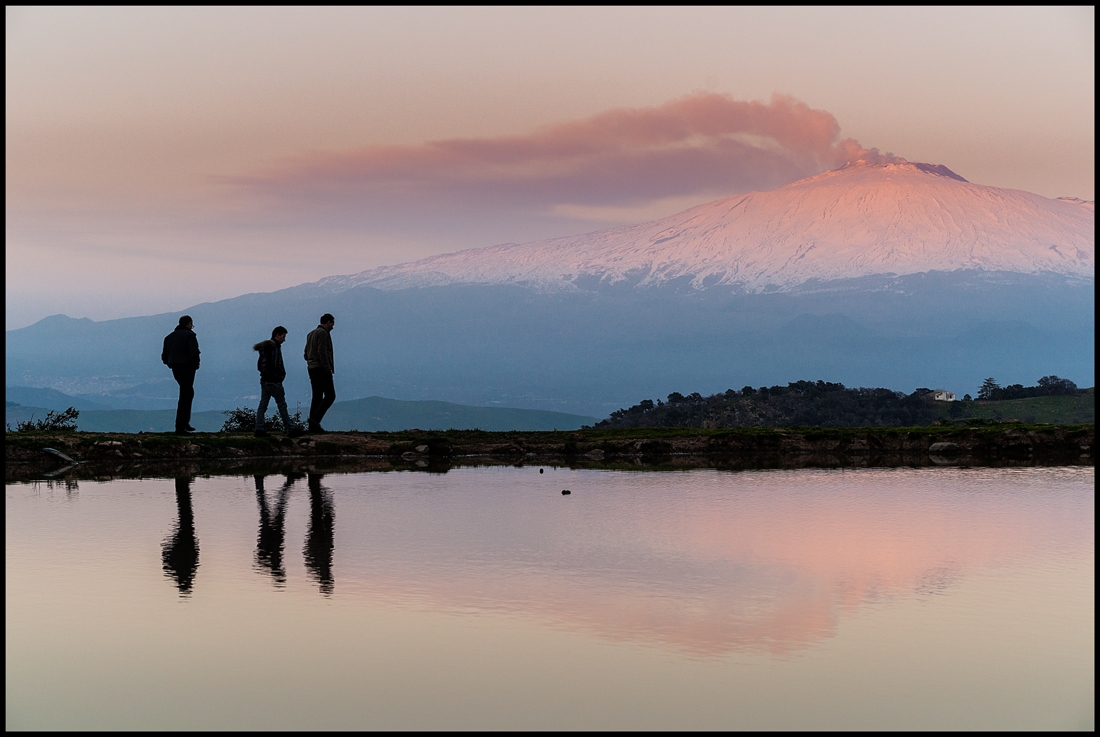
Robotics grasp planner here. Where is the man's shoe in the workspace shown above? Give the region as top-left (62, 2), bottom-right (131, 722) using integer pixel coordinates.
top-left (174, 428), bottom-right (193, 435)
top-left (254, 429), bottom-right (269, 437)
top-left (185, 425), bottom-right (196, 432)
top-left (308, 423), bottom-right (326, 434)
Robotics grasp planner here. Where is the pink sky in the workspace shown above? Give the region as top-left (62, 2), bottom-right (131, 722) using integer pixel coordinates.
top-left (5, 7), bottom-right (1094, 329)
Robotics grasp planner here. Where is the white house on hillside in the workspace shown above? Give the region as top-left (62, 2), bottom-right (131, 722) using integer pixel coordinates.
top-left (931, 390), bottom-right (957, 402)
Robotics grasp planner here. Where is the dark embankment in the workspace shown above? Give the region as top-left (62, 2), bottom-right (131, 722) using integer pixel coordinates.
top-left (6, 423), bottom-right (1093, 482)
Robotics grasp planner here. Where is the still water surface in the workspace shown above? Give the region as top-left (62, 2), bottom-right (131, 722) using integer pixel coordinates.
top-left (6, 465), bottom-right (1094, 729)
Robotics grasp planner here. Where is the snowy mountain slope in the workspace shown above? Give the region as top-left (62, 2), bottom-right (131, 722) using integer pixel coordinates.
top-left (320, 161), bottom-right (1094, 293)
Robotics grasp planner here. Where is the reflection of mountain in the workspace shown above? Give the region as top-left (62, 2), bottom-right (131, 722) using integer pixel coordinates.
top-left (327, 468), bottom-right (1094, 656)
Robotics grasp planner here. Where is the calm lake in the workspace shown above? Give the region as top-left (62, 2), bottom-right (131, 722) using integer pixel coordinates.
top-left (6, 465), bottom-right (1094, 730)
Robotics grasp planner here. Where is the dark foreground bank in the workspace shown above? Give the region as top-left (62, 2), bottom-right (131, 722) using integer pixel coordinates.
top-left (5, 423), bottom-right (1093, 482)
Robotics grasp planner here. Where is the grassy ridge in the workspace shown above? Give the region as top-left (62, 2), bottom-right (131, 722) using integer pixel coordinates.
top-left (942, 389), bottom-right (1094, 424)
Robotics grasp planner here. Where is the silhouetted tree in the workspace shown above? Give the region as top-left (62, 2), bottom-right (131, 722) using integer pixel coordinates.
top-left (1037, 375), bottom-right (1077, 395)
top-left (978, 378), bottom-right (1000, 401)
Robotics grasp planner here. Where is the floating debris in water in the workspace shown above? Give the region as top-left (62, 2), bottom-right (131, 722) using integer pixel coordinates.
top-left (562, 489), bottom-right (570, 495)
top-left (42, 447), bottom-right (75, 464)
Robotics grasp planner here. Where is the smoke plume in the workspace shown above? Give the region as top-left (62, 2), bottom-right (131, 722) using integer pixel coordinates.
top-left (235, 92), bottom-right (901, 224)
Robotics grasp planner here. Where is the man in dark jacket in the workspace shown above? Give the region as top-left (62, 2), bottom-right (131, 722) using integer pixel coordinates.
top-left (303, 313), bottom-right (336, 433)
top-left (253, 326), bottom-right (303, 438)
top-left (161, 315), bottom-right (200, 434)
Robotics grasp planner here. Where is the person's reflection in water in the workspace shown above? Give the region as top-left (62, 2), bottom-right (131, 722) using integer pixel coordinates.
top-left (304, 473), bottom-right (335, 596)
top-left (254, 473), bottom-right (301, 586)
top-left (162, 476), bottom-right (199, 596)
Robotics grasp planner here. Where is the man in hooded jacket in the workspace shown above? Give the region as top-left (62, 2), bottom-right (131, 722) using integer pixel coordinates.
top-left (253, 326), bottom-right (304, 437)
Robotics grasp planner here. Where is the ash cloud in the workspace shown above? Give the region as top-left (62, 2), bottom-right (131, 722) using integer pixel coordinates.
top-left (233, 92), bottom-right (901, 226)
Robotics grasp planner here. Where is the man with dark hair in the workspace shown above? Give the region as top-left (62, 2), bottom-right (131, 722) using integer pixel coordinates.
top-left (253, 326), bottom-right (304, 438)
top-left (161, 315), bottom-right (200, 435)
top-left (304, 313), bottom-right (336, 433)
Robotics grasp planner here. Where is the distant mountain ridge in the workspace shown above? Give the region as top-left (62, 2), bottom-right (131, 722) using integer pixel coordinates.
top-left (5, 385), bottom-right (113, 411)
top-left (318, 161), bottom-right (1093, 294)
top-left (5, 393), bottom-right (596, 432)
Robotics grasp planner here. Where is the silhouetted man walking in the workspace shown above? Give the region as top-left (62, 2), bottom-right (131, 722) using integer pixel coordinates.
top-left (304, 313), bottom-right (336, 433)
top-left (162, 315), bottom-right (200, 434)
top-left (253, 325), bottom-right (304, 437)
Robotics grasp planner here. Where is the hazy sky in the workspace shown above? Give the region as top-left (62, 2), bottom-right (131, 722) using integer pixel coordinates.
top-left (6, 6), bottom-right (1094, 329)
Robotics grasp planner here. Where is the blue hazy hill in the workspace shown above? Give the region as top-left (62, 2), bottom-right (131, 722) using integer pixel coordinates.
top-left (321, 396), bottom-right (594, 432)
top-left (5, 393), bottom-right (595, 432)
top-left (5, 271), bottom-right (1093, 417)
top-left (5, 385), bottom-right (113, 411)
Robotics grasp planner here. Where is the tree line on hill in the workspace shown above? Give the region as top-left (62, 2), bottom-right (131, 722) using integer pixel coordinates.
top-left (976, 375), bottom-right (1082, 401)
top-left (594, 376), bottom-right (1086, 429)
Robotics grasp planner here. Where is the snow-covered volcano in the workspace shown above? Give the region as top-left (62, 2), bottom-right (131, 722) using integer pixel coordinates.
top-left (323, 160), bottom-right (1093, 293)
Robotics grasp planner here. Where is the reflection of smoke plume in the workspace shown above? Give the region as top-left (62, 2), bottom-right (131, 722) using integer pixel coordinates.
top-left (304, 473), bottom-right (335, 597)
top-left (238, 92), bottom-right (903, 215)
top-left (162, 476), bottom-right (199, 596)
top-left (254, 473), bottom-right (300, 587)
